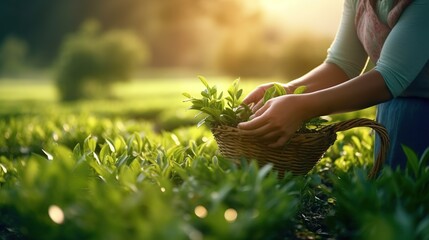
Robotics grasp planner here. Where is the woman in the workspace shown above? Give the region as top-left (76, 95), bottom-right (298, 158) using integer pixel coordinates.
top-left (238, 0), bottom-right (429, 169)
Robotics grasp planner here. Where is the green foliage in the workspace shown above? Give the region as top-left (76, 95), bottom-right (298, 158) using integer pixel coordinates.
top-left (262, 84), bottom-right (306, 104)
top-left (183, 76), bottom-right (252, 128)
top-left (176, 160), bottom-right (303, 239)
top-left (316, 127), bottom-right (375, 175)
top-left (55, 20), bottom-right (149, 101)
top-left (0, 36), bottom-right (29, 77)
top-left (329, 147), bottom-right (429, 240)
top-left (262, 83), bottom-right (287, 104)
top-left (0, 114), bottom-right (305, 240)
top-left (402, 145), bottom-right (429, 178)
top-left (0, 80), bottom-right (428, 239)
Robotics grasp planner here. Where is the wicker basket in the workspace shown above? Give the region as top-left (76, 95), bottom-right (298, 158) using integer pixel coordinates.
top-left (211, 118), bottom-right (390, 179)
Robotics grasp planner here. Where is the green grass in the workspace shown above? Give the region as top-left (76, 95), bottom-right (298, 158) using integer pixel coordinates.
top-left (0, 77), bottom-right (375, 123)
top-left (0, 77), bottom-right (259, 113)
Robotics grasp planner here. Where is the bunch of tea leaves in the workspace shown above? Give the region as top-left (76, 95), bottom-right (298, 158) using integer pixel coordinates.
top-left (183, 76), bottom-right (252, 128)
top-left (184, 78), bottom-right (327, 130)
top-left (263, 83), bottom-right (306, 104)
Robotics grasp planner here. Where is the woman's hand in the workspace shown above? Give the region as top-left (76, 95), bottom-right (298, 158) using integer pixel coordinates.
top-left (243, 82), bottom-right (292, 113)
top-left (238, 94), bottom-right (310, 148)
top-left (242, 82), bottom-right (274, 112)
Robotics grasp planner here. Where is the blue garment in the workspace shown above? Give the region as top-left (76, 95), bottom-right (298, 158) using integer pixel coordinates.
top-left (375, 97), bottom-right (429, 168)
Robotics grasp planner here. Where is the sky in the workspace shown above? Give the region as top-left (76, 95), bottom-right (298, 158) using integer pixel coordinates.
top-left (261, 0), bottom-right (344, 38)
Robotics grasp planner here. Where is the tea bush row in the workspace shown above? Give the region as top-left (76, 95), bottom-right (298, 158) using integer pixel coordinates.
top-left (1, 114), bottom-right (428, 239)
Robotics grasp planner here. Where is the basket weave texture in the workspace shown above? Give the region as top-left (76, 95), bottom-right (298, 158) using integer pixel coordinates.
top-left (212, 118), bottom-right (390, 179)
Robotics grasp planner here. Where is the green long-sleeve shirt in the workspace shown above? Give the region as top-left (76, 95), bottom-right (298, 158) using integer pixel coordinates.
top-left (325, 0), bottom-right (429, 98)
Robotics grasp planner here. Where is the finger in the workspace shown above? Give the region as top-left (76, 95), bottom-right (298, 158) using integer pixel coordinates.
top-left (237, 114), bottom-right (267, 130)
top-left (251, 99), bottom-right (264, 113)
top-left (268, 135), bottom-right (291, 148)
top-left (242, 84), bottom-right (275, 105)
top-left (239, 122), bottom-right (275, 136)
top-left (253, 103), bottom-right (269, 118)
top-left (260, 130), bottom-right (282, 141)
top-left (240, 103), bottom-right (270, 128)
top-left (247, 102), bottom-right (268, 120)
top-left (242, 89), bottom-right (264, 105)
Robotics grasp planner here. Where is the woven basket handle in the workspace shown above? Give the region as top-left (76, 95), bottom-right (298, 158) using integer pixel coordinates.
top-left (324, 118), bottom-right (390, 179)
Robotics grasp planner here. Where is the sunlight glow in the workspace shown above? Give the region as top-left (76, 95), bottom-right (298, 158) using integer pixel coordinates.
top-left (224, 208), bottom-right (238, 222)
top-left (42, 149), bottom-right (54, 161)
top-left (259, 0), bottom-right (343, 37)
top-left (194, 205), bottom-right (208, 218)
top-left (48, 205), bottom-right (65, 224)
top-left (0, 164), bottom-right (7, 173)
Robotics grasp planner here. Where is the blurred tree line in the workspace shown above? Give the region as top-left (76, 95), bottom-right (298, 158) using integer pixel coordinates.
top-left (0, 0), bottom-right (332, 80)
top-left (55, 21), bottom-right (148, 101)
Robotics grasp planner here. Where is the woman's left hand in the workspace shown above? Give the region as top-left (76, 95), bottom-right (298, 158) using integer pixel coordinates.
top-left (237, 94), bottom-right (309, 148)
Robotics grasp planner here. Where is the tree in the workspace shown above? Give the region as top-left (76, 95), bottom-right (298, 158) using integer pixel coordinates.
top-left (0, 36), bottom-right (28, 77)
top-left (55, 20), bottom-right (149, 101)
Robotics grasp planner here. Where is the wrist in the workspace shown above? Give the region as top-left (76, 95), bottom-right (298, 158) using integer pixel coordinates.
top-left (300, 94), bottom-right (321, 121)
top-left (284, 93), bottom-right (320, 123)
top-left (283, 83), bottom-right (297, 94)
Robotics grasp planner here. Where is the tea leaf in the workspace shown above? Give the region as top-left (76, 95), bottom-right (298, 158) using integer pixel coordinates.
top-left (263, 87), bottom-right (277, 104)
top-left (99, 144), bottom-right (110, 160)
top-left (274, 83), bottom-right (287, 95)
top-left (198, 75), bottom-right (210, 89)
top-left (105, 138), bottom-right (116, 152)
top-left (182, 92), bottom-right (192, 98)
top-left (419, 147), bottom-right (429, 169)
top-left (197, 116), bottom-right (209, 128)
top-left (201, 90), bottom-right (210, 98)
top-left (263, 83), bottom-right (287, 104)
top-left (402, 145), bottom-right (419, 177)
top-left (293, 86), bottom-right (307, 94)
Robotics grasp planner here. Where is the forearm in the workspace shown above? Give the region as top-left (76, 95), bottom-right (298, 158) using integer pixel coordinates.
top-left (285, 62), bottom-right (351, 93)
top-left (243, 62), bottom-right (355, 110)
top-left (302, 69), bottom-right (392, 119)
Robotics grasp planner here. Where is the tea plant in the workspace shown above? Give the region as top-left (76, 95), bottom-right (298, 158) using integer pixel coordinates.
top-left (262, 83), bottom-right (306, 104)
top-left (1, 79), bottom-right (428, 239)
top-left (0, 114), bottom-right (305, 240)
top-left (183, 76), bottom-right (252, 128)
top-left (328, 147), bottom-right (429, 240)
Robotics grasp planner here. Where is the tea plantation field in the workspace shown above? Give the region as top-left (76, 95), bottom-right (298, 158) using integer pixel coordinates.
top-left (0, 78), bottom-right (428, 240)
